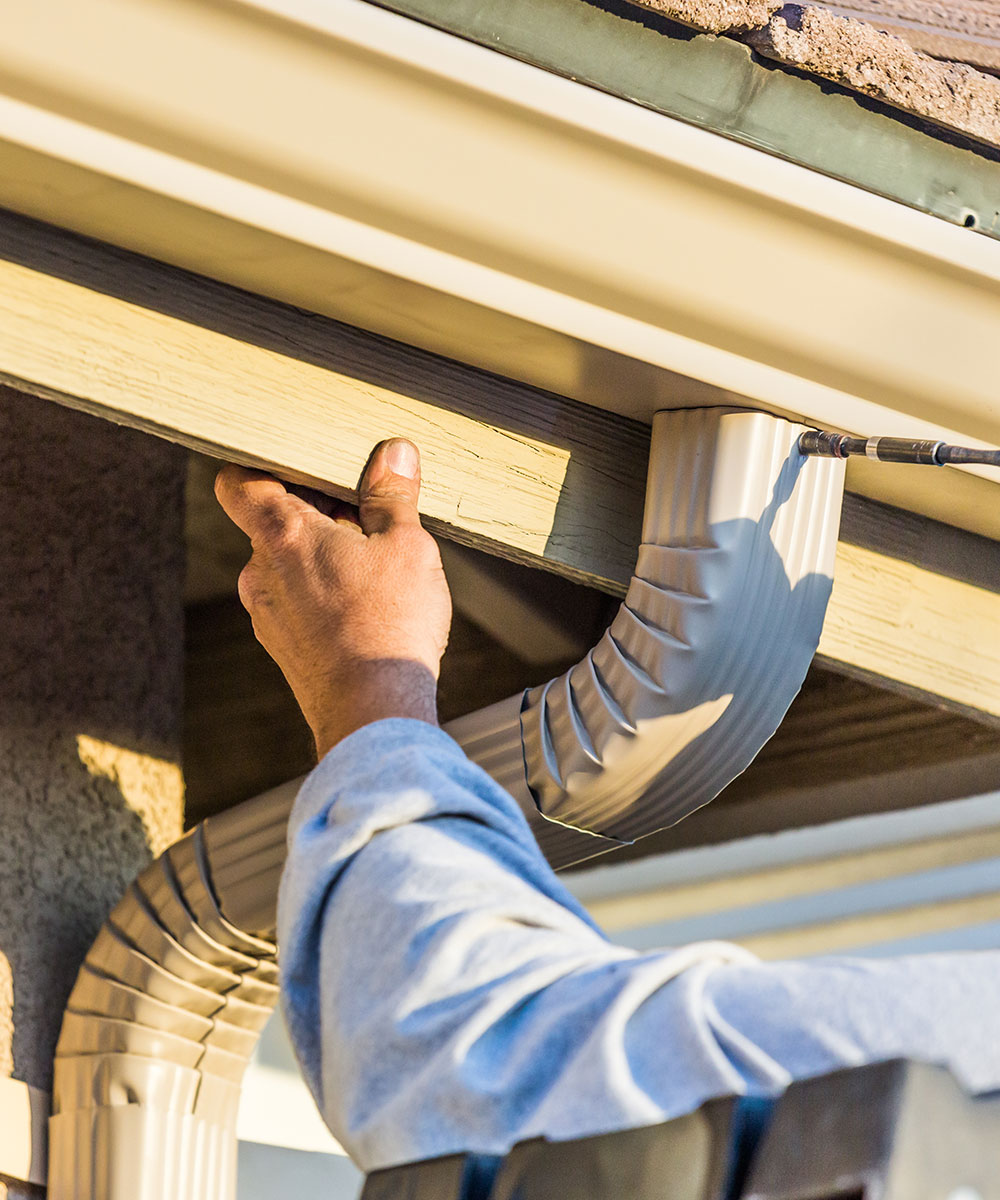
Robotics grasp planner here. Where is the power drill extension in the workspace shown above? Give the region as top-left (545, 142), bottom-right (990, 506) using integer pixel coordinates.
top-left (798, 430), bottom-right (1000, 468)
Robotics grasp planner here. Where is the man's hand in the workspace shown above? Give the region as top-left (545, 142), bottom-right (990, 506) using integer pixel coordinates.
top-left (214, 438), bottom-right (452, 759)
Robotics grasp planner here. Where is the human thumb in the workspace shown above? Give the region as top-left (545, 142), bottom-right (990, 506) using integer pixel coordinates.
top-left (358, 438), bottom-right (422, 535)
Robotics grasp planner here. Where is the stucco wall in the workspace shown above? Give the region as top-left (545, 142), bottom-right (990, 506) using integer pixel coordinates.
top-left (0, 388), bottom-right (185, 1197)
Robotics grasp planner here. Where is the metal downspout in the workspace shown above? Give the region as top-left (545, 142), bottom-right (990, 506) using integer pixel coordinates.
top-left (48, 407), bottom-right (845, 1199)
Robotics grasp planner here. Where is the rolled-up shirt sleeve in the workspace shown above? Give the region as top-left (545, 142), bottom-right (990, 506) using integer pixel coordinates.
top-left (277, 719), bottom-right (761, 1170)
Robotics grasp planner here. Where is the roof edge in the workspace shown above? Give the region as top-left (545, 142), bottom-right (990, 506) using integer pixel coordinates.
top-left (627, 0), bottom-right (1000, 152)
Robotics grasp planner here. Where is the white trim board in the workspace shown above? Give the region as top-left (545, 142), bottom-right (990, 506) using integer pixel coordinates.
top-left (567, 792), bottom-right (1000, 957)
top-left (0, 1075), bottom-right (48, 1186)
top-left (237, 1141), bottom-right (361, 1200)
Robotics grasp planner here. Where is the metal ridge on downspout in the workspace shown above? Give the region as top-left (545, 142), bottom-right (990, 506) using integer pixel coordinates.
top-left (49, 408), bottom-right (845, 1198)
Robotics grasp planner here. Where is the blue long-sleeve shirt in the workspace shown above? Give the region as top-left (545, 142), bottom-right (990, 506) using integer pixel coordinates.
top-left (278, 720), bottom-right (1000, 1171)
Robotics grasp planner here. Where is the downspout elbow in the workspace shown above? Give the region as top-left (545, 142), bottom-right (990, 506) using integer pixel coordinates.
top-left (451, 408), bottom-right (846, 866)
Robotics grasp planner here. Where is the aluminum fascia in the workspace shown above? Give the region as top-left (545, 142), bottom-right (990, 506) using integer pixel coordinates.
top-left (0, 0), bottom-right (998, 535)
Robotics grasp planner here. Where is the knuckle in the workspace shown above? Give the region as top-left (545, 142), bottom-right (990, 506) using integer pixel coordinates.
top-left (257, 503), bottom-right (303, 554)
top-left (237, 562), bottom-right (267, 610)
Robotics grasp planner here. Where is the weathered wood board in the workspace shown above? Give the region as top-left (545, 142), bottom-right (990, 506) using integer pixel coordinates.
top-left (0, 212), bottom-right (647, 592)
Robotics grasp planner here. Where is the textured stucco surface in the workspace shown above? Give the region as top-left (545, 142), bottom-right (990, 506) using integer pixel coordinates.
top-left (625, 0), bottom-right (1000, 149)
top-left (0, 388), bottom-right (185, 1196)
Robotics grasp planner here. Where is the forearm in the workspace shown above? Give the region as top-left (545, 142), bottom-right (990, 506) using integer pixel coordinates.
top-left (277, 720), bottom-right (753, 1169)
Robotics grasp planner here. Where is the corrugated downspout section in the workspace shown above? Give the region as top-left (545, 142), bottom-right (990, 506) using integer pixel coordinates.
top-left (199, 781), bottom-right (300, 940)
top-left (48, 807), bottom-right (284, 1200)
top-left (450, 408), bottom-right (846, 867)
top-left (49, 407), bottom-right (844, 1199)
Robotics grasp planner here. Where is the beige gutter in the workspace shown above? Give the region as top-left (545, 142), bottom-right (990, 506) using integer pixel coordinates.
top-left (0, 0), bottom-right (998, 539)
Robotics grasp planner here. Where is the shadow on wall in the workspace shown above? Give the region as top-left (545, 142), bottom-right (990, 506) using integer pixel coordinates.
top-left (0, 730), bottom-right (174, 1091)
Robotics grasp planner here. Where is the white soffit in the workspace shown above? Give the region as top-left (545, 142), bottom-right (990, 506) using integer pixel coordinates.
top-left (1, 0), bottom-right (999, 532)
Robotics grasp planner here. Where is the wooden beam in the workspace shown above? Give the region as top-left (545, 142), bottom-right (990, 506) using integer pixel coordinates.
top-left (820, 500), bottom-right (1000, 723)
top-left (5, 212), bottom-right (1000, 722)
top-left (0, 211), bottom-right (647, 593)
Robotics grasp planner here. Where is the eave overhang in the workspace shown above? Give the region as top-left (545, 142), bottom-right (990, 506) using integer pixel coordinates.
top-left (1, 0), bottom-right (999, 535)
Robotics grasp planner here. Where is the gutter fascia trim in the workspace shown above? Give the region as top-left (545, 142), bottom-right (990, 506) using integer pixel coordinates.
top-left (1, 0), bottom-right (999, 521)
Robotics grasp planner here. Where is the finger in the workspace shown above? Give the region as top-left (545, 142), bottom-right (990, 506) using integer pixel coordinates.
top-left (215, 464), bottom-right (294, 540)
top-left (328, 500), bottom-right (363, 530)
top-left (357, 438), bottom-right (422, 536)
top-left (285, 482), bottom-right (352, 523)
top-left (276, 483), bottom-right (362, 537)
